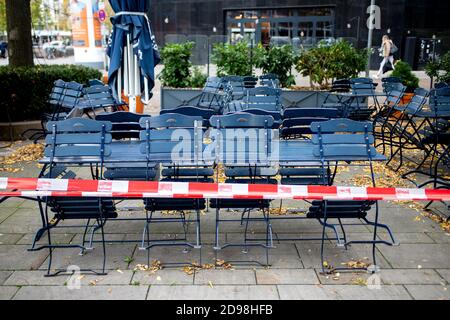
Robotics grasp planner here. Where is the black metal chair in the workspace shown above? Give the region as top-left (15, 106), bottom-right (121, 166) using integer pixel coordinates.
top-left (96, 111), bottom-right (149, 140)
top-left (138, 114), bottom-right (209, 266)
top-left (280, 107), bottom-right (340, 140)
top-left (309, 119), bottom-right (396, 272)
top-left (30, 118), bottom-right (115, 276)
top-left (209, 113), bottom-right (277, 266)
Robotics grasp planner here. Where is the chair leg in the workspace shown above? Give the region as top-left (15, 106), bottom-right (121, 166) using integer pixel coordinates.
top-left (320, 202), bottom-right (328, 273)
top-left (214, 207), bottom-right (221, 250)
top-left (99, 219), bottom-right (107, 275)
top-left (80, 218), bottom-right (91, 255)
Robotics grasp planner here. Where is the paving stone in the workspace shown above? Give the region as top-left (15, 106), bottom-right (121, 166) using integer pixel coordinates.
top-left (0, 207), bottom-right (18, 223)
top-left (132, 269), bottom-right (194, 285)
top-left (426, 232), bottom-right (450, 244)
top-left (255, 269), bottom-right (319, 285)
top-left (206, 243), bottom-right (303, 269)
top-left (4, 271), bottom-right (67, 286)
top-left (0, 286), bottom-right (19, 300)
top-left (132, 245), bottom-right (203, 267)
top-left (0, 271), bottom-right (12, 285)
top-left (379, 244), bottom-right (450, 268)
top-left (315, 270), bottom-right (372, 285)
top-left (17, 233), bottom-right (75, 245)
top-left (378, 232), bottom-right (435, 244)
top-left (38, 244), bottom-right (136, 272)
top-left (277, 284), bottom-right (411, 300)
top-left (378, 208), bottom-right (442, 233)
top-left (147, 285), bottom-right (279, 300)
top-left (0, 198), bottom-right (25, 208)
top-left (195, 269), bottom-right (256, 285)
top-left (436, 269), bottom-right (450, 284)
top-left (295, 243), bottom-right (391, 269)
top-left (0, 245), bottom-right (48, 270)
top-left (405, 285), bottom-right (450, 300)
top-left (13, 285), bottom-right (149, 300)
top-left (0, 233), bottom-right (23, 244)
top-left (379, 269), bottom-right (445, 285)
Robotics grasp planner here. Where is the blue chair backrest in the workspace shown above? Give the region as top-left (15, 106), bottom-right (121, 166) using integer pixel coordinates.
top-left (210, 113), bottom-right (274, 129)
top-left (82, 85), bottom-right (119, 109)
top-left (329, 79), bottom-right (351, 92)
top-left (209, 113), bottom-right (277, 165)
top-left (45, 118), bottom-right (112, 168)
top-left (139, 114), bottom-right (203, 161)
top-left (310, 119), bottom-right (376, 159)
top-left (434, 82), bottom-right (449, 90)
top-left (404, 88), bottom-right (429, 114)
top-left (96, 111), bottom-right (149, 140)
top-left (240, 109), bottom-right (282, 123)
top-left (282, 108), bottom-right (339, 137)
top-left (350, 77), bottom-right (374, 85)
top-left (430, 87), bottom-right (450, 112)
top-left (385, 83), bottom-right (406, 105)
top-left (160, 106), bottom-right (216, 121)
top-left (49, 80), bottom-right (84, 111)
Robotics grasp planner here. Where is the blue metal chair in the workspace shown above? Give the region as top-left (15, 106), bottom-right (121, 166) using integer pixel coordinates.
top-left (384, 88), bottom-right (430, 170)
top-left (96, 111), bottom-right (150, 140)
top-left (22, 80), bottom-right (84, 142)
top-left (195, 77), bottom-right (225, 111)
top-left (78, 84), bottom-right (127, 117)
top-left (373, 83), bottom-right (406, 153)
top-left (259, 74), bottom-right (280, 88)
top-left (160, 106), bottom-right (216, 127)
top-left (280, 108), bottom-right (340, 140)
top-left (308, 119), bottom-right (396, 272)
top-left (30, 118), bottom-right (114, 276)
top-left (209, 113), bottom-right (276, 266)
top-left (322, 79), bottom-right (352, 111)
top-left (138, 114), bottom-right (208, 266)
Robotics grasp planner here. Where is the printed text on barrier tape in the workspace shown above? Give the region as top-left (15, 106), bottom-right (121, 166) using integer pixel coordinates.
top-left (0, 177), bottom-right (449, 201)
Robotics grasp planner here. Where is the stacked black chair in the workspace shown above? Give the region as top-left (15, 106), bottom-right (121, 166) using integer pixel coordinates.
top-left (280, 108), bottom-right (339, 140)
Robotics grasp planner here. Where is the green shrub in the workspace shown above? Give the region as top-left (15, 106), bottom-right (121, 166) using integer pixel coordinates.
top-left (295, 40), bottom-right (368, 89)
top-left (425, 51), bottom-right (450, 84)
top-left (189, 66), bottom-right (208, 88)
top-left (159, 42), bottom-right (194, 88)
top-left (212, 41), bottom-right (259, 77)
top-left (0, 64), bottom-right (102, 122)
top-left (391, 60), bottom-right (419, 92)
top-left (255, 45), bottom-right (296, 88)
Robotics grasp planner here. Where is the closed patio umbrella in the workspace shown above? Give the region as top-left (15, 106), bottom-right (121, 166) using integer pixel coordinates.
top-left (107, 0), bottom-right (160, 113)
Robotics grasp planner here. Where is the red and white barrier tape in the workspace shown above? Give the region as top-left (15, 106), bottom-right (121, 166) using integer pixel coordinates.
top-left (1, 177), bottom-right (449, 201)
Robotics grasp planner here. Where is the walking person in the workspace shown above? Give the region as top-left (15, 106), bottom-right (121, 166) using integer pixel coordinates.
top-left (374, 35), bottom-right (397, 79)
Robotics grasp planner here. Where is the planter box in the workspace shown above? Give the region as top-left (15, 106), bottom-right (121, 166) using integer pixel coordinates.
top-left (160, 87), bottom-right (341, 110)
top-left (0, 120), bottom-right (42, 141)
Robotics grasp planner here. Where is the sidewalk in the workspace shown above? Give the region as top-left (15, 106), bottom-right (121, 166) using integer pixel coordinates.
top-left (0, 152), bottom-right (448, 300)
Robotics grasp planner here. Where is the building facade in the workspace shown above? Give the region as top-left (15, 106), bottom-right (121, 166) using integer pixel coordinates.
top-left (149, 0), bottom-right (450, 68)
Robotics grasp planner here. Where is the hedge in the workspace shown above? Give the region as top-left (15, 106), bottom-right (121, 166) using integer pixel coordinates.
top-left (0, 65), bottom-right (102, 122)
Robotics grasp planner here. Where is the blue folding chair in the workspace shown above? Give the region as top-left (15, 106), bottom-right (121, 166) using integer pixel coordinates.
top-left (78, 84), bottom-right (127, 117)
top-left (30, 118), bottom-right (114, 276)
top-left (96, 111), bottom-right (150, 140)
top-left (138, 114), bottom-right (209, 266)
top-left (160, 106), bottom-right (216, 127)
top-left (280, 108), bottom-right (340, 140)
top-left (195, 77), bottom-right (225, 112)
top-left (308, 119), bottom-right (396, 272)
top-left (209, 113), bottom-right (277, 266)
top-left (22, 80), bottom-right (84, 142)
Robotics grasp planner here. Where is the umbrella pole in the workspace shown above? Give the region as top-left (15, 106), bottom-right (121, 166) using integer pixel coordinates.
top-left (117, 66), bottom-right (122, 103)
top-left (127, 33), bottom-right (136, 113)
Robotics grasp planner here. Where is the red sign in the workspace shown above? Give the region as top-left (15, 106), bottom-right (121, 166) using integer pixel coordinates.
top-left (99, 9), bottom-right (106, 22)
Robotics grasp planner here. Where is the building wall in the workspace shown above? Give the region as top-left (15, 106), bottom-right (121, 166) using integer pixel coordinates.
top-left (149, 0), bottom-right (450, 61)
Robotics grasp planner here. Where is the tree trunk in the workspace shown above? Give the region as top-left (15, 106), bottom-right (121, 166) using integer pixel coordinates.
top-left (5, 0), bottom-right (33, 67)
